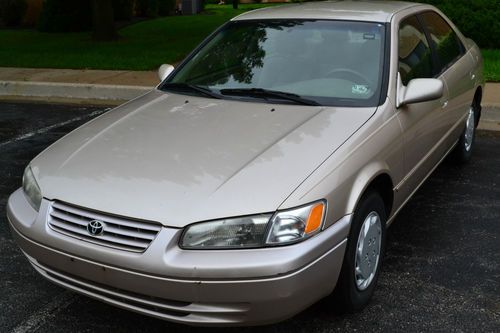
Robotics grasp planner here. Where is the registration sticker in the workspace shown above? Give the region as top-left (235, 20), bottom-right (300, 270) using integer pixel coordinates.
top-left (352, 84), bottom-right (370, 95)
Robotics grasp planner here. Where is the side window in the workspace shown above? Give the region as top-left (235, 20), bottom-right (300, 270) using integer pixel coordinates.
top-left (398, 15), bottom-right (433, 85)
top-left (420, 11), bottom-right (464, 74)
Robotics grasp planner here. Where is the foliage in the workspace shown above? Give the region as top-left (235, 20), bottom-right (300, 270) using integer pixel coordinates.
top-left (110, 0), bottom-right (178, 19)
top-left (135, 0), bottom-right (159, 17)
top-left (113, 0), bottom-right (134, 20)
top-left (37, 0), bottom-right (92, 32)
top-left (159, 0), bottom-right (177, 16)
top-left (0, 0), bottom-right (28, 27)
top-left (414, 0), bottom-right (500, 49)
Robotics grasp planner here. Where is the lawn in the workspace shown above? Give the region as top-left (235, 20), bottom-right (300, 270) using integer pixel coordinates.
top-left (0, 3), bottom-right (498, 82)
top-left (0, 4), bottom-right (275, 71)
top-left (482, 50), bottom-right (500, 82)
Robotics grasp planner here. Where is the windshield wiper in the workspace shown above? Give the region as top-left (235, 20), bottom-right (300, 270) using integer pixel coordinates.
top-left (161, 82), bottom-right (221, 99)
top-left (219, 88), bottom-right (321, 106)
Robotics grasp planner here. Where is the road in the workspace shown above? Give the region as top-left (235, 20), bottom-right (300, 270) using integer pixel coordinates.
top-left (0, 101), bottom-right (499, 332)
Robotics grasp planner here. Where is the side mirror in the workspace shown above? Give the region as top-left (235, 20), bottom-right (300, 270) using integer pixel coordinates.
top-left (158, 64), bottom-right (175, 81)
top-left (397, 74), bottom-right (444, 107)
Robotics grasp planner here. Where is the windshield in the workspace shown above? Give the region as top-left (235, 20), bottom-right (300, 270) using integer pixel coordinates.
top-left (163, 20), bottom-right (386, 107)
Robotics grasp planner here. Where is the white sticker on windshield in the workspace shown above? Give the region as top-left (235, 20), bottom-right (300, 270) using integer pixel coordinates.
top-left (352, 84), bottom-right (370, 95)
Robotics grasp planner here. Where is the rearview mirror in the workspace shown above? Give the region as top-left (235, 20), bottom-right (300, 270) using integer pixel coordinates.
top-left (397, 75), bottom-right (444, 107)
top-left (158, 64), bottom-right (175, 81)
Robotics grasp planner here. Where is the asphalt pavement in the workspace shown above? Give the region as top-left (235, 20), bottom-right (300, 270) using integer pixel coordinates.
top-left (0, 102), bottom-right (499, 332)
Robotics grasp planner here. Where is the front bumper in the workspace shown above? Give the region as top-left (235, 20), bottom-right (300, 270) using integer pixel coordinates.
top-left (7, 188), bottom-right (350, 326)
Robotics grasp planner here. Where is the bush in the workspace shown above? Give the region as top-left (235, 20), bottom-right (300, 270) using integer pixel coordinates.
top-left (415, 0), bottom-right (500, 49)
top-left (159, 0), bottom-right (176, 16)
top-left (0, 0), bottom-right (28, 27)
top-left (37, 0), bottom-right (92, 32)
top-left (113, 0), bottom-right (134, 20)
top-left (135, 0), bottom-right (159, 17)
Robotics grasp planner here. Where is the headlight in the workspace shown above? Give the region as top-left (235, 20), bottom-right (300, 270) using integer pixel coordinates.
top-left (22, 166), bottom-right (42, 211)
top-left (266, 201), bottom-right (326, 245)
top-left (180, 214), bottom-right (272, 249)
top-left (180, 201), bottom-right (326, 249)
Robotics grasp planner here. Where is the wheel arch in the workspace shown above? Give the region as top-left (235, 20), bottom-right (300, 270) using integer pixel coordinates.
top-left (347, 165), bottom-right (394, 220)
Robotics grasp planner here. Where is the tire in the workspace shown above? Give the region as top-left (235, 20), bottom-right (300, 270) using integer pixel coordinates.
top-left (332, 191), bottom-right (386, 312)
top-left (451, 100), bottom-right (478, 164)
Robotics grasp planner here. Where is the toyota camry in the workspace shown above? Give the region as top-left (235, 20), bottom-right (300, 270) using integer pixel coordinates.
top-left (7, 1), bottom-right (483, 326)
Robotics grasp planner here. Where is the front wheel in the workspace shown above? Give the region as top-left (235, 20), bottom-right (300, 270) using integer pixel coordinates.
top-left (332, 191), bottom-right (386, 312)
top-left (451, 102), bottom-right (478, 164)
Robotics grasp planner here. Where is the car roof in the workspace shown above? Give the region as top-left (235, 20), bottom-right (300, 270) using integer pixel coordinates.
top-left (232, 1), bottom-right (423, 23)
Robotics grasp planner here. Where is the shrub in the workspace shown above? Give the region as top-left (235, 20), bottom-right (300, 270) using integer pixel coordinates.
top-left (135, 0), bottom-right (159, 17)
top-left (159, 0), bottom-right (176, 16)
top-left (113, 0), bottom-right (134, 20)
top-left (415, 0), bottom-right (500, 49)
top-left (37, 0), bottom-right (92, 32)
top-left (0, 0), bottom-right (28, 27)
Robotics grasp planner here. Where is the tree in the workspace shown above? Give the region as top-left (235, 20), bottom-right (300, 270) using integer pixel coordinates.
top-left (92, 0), bottom-right (118, 41)
top-left (0, 0), bottom-right (28, 27)
top-left (37, 0), bottom-right (92, 32)
top-left (233, 0), bottom-right (238, 10)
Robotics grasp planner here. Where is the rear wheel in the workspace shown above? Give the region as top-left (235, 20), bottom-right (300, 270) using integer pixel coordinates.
top-left (451, 101), bottom-right (478, 164)
top-left (332, 191), bottom-right (386, 312)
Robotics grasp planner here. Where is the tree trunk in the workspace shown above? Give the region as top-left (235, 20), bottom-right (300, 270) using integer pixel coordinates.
top-left (233, 0), bottom-right (238, 10)
top-left (92, 0), bottom-right (118, 41)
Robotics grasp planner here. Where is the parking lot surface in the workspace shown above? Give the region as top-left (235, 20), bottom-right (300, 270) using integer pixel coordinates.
top-left (0, 102), bottom-right (499, 332)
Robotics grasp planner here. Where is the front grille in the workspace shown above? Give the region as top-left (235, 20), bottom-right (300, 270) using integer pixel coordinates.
top-left (48, 201), bottom-right (162, 252)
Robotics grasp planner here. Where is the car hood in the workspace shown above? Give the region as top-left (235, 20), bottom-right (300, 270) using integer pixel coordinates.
top-left (31, 90), bottom-right (375, 227)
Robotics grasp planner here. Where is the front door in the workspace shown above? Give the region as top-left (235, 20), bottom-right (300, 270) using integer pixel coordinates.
top-left (394, 14), bottom-right (450, 198)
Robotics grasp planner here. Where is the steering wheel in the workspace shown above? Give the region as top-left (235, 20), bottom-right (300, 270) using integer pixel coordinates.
top-left (324, 68), bottom-right (371, 86)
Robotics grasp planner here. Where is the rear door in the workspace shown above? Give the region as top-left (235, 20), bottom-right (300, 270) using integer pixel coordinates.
top-left (418, 11), bottom-right (476, 146)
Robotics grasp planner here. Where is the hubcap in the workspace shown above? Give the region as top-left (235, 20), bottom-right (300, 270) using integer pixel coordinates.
top-left (464, 107), bottom-right (475, 152)
top-left (355, 211), bottom-right (382, 291)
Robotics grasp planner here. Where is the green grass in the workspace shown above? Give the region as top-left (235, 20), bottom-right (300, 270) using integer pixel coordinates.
top-left (0, 3), bottom-right (499, 82)
top-left (0, 4), bottom-right (276, 71)
top-left (483, 50), bottom-right (500, 82)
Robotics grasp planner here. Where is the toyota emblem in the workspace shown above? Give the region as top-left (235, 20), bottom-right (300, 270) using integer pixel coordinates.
top-left (87, 220), bottom-right (104, 236)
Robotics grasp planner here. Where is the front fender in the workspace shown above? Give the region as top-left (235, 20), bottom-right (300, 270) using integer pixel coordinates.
top-left (345, 162), bottom-right (393, 216)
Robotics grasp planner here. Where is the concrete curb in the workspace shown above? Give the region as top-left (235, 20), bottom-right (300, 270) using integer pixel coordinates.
top-left (0, 79), bottom-right (498, 131)
top-left (0, 81), bottom-right (153, 103)
top-left (479, 106), bottom-right (500, 131)
top-left (1, 79), bottom-right (497, 105)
